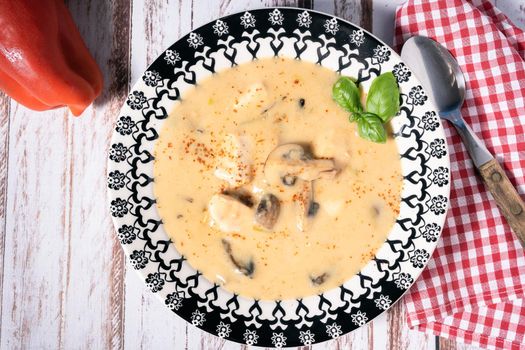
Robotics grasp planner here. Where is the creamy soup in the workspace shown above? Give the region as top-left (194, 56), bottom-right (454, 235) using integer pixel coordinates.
top-left (154, 58), bottom-right (402, 300)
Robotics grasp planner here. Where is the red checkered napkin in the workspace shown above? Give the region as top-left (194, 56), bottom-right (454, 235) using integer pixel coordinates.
top-left (394, 0), bottom-right (525, 349)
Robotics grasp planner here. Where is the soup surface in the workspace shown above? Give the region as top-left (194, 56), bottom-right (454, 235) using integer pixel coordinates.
top-left (154, 58), bottom-right (402, 300)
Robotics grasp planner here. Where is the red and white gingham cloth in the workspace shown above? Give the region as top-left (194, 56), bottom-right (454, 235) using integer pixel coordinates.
top-left (394, 0), bottom-right (525, 349)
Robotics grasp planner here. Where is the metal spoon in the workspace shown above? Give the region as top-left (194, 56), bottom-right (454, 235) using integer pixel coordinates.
top-left (401, 35), bottom-right (525, 247)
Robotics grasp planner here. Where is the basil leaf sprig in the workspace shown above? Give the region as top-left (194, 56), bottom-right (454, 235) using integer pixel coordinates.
top-left (332, 77), bottom-right (362, 114)
top-left (366, 72), bottom-right (400, 123)
top-left (332, 72), bottom-right (400, 143)
top-left (356, 112), bottom-right (386, 143)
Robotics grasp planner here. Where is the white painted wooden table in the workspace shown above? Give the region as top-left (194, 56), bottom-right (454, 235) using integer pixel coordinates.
top-left (1, 1), bottom-right (524, 349)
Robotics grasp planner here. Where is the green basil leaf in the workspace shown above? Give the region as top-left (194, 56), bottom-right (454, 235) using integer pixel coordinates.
top-left (366, 72), bottom-right (400, 123)
top-left (348, 111), bottom-right (362, 122)
top-left (357, 114), bottom-right (387, 143)
top-left (332, 77), bottom-right (363, 114)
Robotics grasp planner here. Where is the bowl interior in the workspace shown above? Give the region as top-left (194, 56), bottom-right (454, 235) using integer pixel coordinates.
top-left (108, 8), bottom-right (450, 347)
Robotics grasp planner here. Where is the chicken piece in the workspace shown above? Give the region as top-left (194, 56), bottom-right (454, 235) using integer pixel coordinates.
top-left (323, 199), bottom-right (344, 217)
top-left (208, 194), bottom-right (253, 233)
top-left (233, 82), bottom-right (268, 110)
top-left (214, 133), bottom-right (253, 187)
top-left (314, 129), bottom-right (352, 165)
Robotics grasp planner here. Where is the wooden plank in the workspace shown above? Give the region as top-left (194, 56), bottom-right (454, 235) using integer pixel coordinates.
top-left (386, 301), bottom-right (438, 350)
top-left (313, 0), bottom-right (369, 29)
top-left (0, 102), bottom-right (71, 349)
top-left (372, 313), bottom-right (388, 350)
top-left (495, 0), bottom-right (525, 29)
top-left (0, 92), bottom-right (9, 344)
top-left (0, 1), bottom-right (131, 349)
top-left (370, 0), bottom-right (405, 46)
top-left (440, 338), bottom-right (459, 350)
top-left (60, 1), bottom-right (131, 349)
top-left (309, 1), bottom-right (376, 349)
top-left (439, 338), bottom-right (482, 350)
top-left (124, 1), bottom-right (203, 350)
top-left (124, 274), bottom-right (193, 350)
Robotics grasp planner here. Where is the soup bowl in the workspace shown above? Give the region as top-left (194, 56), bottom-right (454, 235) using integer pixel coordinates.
top-left (107, 8), bottom-right (450, 347)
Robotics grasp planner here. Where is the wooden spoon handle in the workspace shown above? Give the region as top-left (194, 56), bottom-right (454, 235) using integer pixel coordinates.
top-left (478, 158), bottom-right (525, 248)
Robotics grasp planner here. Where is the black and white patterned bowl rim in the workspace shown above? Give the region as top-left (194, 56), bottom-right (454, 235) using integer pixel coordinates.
top-left (107, 8), bottom-right (450, 348)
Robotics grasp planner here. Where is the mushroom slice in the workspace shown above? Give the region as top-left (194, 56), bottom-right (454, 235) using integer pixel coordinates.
top-left (254, 194), bottom-right (281, 230)
top-left (208, 193), bottom-right (253, 233)
top-left (310, 272), bottom-right (330, 286)
top-left (299, 161), bottom-right (337, 182)
top-left (294, 181), bottom-right (316, 232)
top-left (222, 239), bottom-right (255, 278)
top-left (263, 144), bottom-right (337, 187)
top-left (214, 133), bottom-right (253, 187)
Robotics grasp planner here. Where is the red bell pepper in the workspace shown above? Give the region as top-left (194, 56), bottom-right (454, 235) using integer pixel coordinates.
top-left (0, 0), bottom-right (103, 116)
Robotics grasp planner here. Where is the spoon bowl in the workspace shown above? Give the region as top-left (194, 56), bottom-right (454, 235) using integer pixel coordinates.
top-left (401, 36), bottom-right (466, 120)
